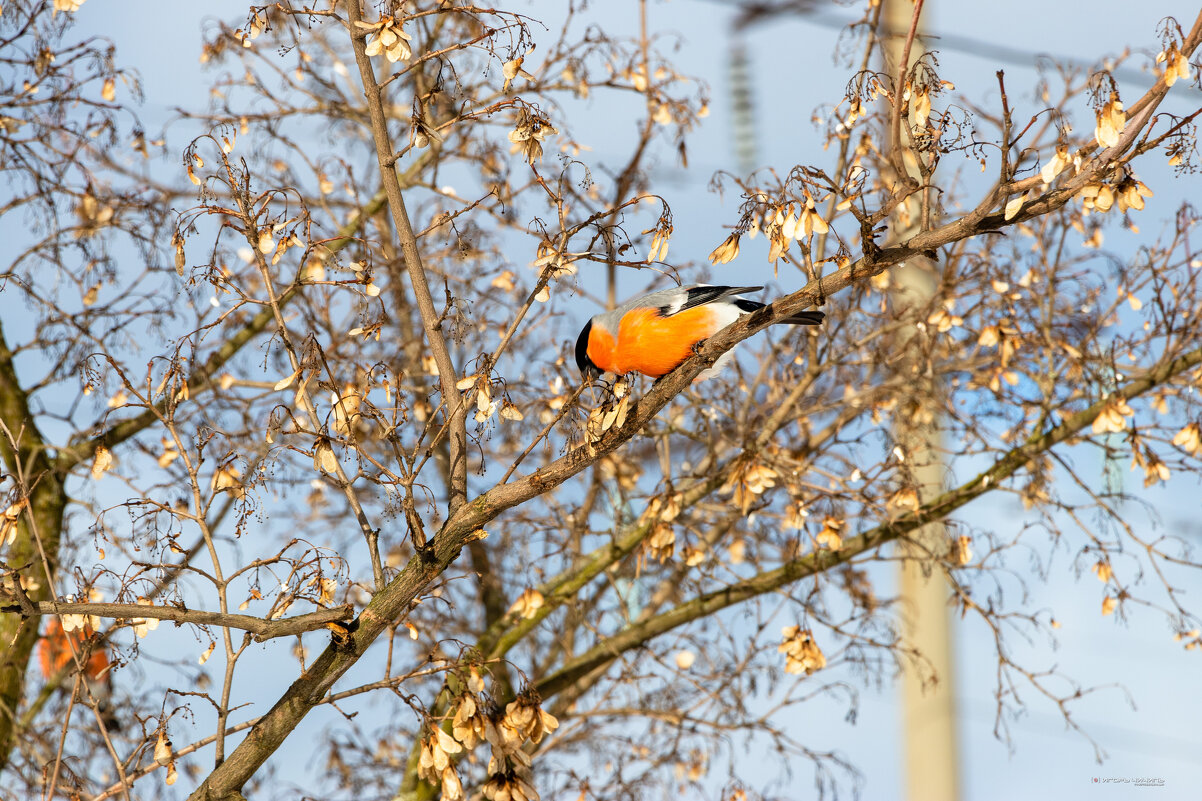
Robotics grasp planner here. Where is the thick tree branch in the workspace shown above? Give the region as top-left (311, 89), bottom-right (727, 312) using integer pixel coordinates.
top-left (0, 318), bottom-right (65, 770)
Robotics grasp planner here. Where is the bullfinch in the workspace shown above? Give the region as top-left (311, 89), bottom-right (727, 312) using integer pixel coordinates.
top-left (40, 616), bottom-right (119, 730)
top-left (574, 284), bottom-right (823, 381)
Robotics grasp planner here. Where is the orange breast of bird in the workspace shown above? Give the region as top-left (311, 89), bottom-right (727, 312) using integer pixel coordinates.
top-left (614, 306), bottom-right (717, 377)
top-left (39, 617), bottom-right (109, 681)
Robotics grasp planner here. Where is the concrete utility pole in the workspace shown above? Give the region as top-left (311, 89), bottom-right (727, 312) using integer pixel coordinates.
top-left (880, 1), bottom-right (962, 800)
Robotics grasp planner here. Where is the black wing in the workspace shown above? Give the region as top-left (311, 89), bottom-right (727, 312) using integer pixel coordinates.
top-left (661, 285), bottom-right (763, 316)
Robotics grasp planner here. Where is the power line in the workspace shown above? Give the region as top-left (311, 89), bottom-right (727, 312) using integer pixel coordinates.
top-left (698, 0), bottom-right (1193, 91)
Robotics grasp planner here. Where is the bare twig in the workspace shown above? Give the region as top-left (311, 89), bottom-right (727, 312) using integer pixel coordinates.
top-left (7, 601), bottom-right (354, 642)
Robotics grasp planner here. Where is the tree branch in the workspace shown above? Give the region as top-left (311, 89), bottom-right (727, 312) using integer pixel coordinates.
top-left (345, 0), bottom-right (468, 519)
top-left (3, 601), bottom-right (354, 642)
top-left (0, 317), bottom-right (65, 770)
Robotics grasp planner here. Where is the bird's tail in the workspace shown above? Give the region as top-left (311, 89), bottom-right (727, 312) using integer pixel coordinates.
top-left (779, 310), bottom-right (825, 325)
top-left (732, 298), bottom-right (825, 326)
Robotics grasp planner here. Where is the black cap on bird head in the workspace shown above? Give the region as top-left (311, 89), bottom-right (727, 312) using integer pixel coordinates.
top-left (575, 321), bottom-right (602, 381)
